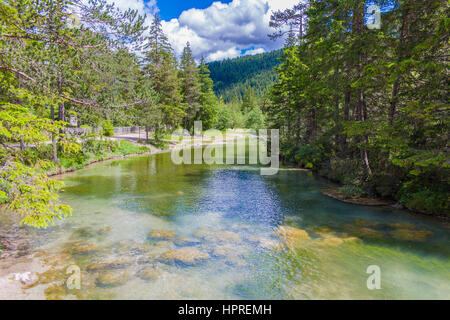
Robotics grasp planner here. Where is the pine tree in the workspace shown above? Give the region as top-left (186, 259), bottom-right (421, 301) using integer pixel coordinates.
top-left (267, 0), bottom-right (449, 214)
top-left (0, 0), bottom-right (150, 227)
top-left (143, 14), bottom-right (183, 140)
top-left (196, 57), bottom-right (219, 130)
top-left (241, 86), bottom-right (256, 113)
top-left (180, 42), bottom-right (201, 132)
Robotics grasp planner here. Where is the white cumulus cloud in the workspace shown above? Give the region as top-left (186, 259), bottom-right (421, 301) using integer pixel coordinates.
top-left (244, 47), bottom-right (266, 56)
top-left (160, 0), bottom-right (301, 61)
top-left (107, 0), bottom-right (158, 17)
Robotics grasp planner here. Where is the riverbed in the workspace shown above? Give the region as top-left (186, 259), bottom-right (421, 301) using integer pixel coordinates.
top-left (0, 151), bottom-right (449, 299)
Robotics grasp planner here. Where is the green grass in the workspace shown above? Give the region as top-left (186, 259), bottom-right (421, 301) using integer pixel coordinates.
top-left (115, 140), bottom-right (149, 155)
top-left (146, 140), bottom-right (169, 149)
top-left (58, 140), bottom-right (149, 170)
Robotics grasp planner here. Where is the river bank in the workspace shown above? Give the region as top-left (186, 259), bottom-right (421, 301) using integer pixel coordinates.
top-left (278, 164), bottom-right (448, 222)
top-left (47, 144), bottom-right (167, 177)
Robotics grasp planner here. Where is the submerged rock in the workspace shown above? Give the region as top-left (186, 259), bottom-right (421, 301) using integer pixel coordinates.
top-left (174, 237), bottom-right (202, 246)
top-left (225, 256), bottom-right (248, 267)
top-left (277, 226), bottom-right (311, 250)
top-left (45, 284), bottom-right (66, 300)
top-left (311, 226), bottom-right (336, 238)
top-left (193, 228), bottom-right (212, 239)
top-left (193, 228), bottom-right (241, 244)
top-left (113, 240), bottom-right (152, 256)
top-left (257, 238), bottom-right (283, 250)
top-left (0, 231), bottom-right (30, 258)
top-left (353, 219), bottom-right (378, 228)
top-left (98, 226), bottom-right (112, 235)
top-left (96, 271), bottom-right (128, 287)
top-left (314, 233), bottom-right (361, 247)
top-left (136, 266), bottom-right (160, 281)
top-left (159, 247), bottom-right (210, 265)
top-left (43, 253), bottom-right (73, 267)
top-left (388, 222), bottom-right (416, 230)
top-left (138, 241), bottom-right (176, 264)
top-left (86, 257), bottom-right (134, 272)
top-left (149, 230), bottom-right (176, 240)
top-left (215, 231), bottom-right (241, 243)
top-left (389, 228), bottom-right (433, 242)
top-left (69, 227), bottom-right (96, 240)
top-left (63, 240), bottom-right (100, 255)
top-left (316, 237), bottom-right (345, 247)
top-left (37, 268), bottom-right (66, 285)
top-left (212, 244), bottom-right (235, 257)
top-left (346, 226), bottom-right (384, 241)
top-left (342, 237), bottom-right (361, 243)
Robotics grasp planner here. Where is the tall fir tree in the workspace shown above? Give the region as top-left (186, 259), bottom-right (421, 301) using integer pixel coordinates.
top-left (196, 57), bottom-right (219, 130)
top-left (143, 14), bottom-right (183, 140)
top-left (179, 42), bottom-right (201, 132)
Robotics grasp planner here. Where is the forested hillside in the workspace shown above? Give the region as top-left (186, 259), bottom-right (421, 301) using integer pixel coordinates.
top-left (208, 50), bottom-right (281, 102)
top-left (266, 0), bottom-right (449, 215)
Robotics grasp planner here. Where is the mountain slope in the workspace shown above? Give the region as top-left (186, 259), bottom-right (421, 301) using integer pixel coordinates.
top-left (207, 50), bottom-right (282, 102)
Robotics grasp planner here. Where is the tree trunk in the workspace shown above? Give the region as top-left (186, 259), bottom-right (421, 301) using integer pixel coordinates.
top-left (389, 1), bottom-right (412, 127)
top-left (51, 105), bottom-right (58, 163)
top-left (353, 1), bottom-right (372, 177)
top-left (58, 76), bottom-right (65, 123)
top-left (359, 91), bottom-right (373, 177)
top-left (389, 80), bottom-right (400, 126)
top-left (19, 139), bottom-right (25, 152)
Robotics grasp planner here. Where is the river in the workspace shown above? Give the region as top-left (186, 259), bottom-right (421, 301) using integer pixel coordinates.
top-left (1, 151), bottom-right (449, 299)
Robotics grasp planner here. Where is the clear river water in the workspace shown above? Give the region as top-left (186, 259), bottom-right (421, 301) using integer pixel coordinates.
top-left (2, 151), bottom-right (449, 299)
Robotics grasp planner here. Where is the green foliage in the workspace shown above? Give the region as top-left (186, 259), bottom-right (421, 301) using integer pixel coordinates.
top-left (0, 102), bottom-right (71, 228)
top-left (397, 170), bottom-right (450, 215)
top-left (266, 0), bottom-right (449, 214)
top-left (102, 120), bottom-right (115, 137)
top-left (208, 50), bottom-right (281, 102)
top-left (339, 185), bottom-right (365, 200)
top-left (245, 106), bottom-right (265, 131)
top-left (399, 187), bottom-right (449, 216)
top-left (216, 104), bottom-right (234, 130)
top-left (59, 140), bottom-right (149, 169)
top-left (180, 42), bottom-right (201, 132)
top-left (294, 144), bottom-right (330, 170)
top-left (116, 141), bottom-right (149, 155)
top-left (196, 58), bottom-right (219, 130)
top-left (0, 0), bottom-right (151, 227)
top-left (1, 161), bottom-right (71, 229)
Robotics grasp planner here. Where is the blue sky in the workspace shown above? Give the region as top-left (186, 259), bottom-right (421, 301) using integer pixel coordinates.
top-left (156, 0), bottom-right (233, 21)
top-left (110, 0), bottom-right (300, 61)
top-left (109, 1), bottom-right (390, 62)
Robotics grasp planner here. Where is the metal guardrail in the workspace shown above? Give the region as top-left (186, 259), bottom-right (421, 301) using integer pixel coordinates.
top-left (113, 126), bottom-right (144, 135)
top-left (64, 126), bottom-right (145, 137)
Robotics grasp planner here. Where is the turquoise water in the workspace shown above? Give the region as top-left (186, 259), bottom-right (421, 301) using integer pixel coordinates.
top-left (7, 152), bottom-right (450, 299)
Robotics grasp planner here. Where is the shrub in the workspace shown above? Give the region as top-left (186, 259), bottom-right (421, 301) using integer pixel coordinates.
top-left (245, 106), bottom-right (265, 130)
top-left (398, 180), bottom-right (449, 215)
top-left (339, 185), bottom-right (365, 199)
top-left (102, 120), bottom-right (114, 137)
top-left (216, 106), bottom-right (233, 130)
top-left (294, 144), bottom-right (329, 170)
